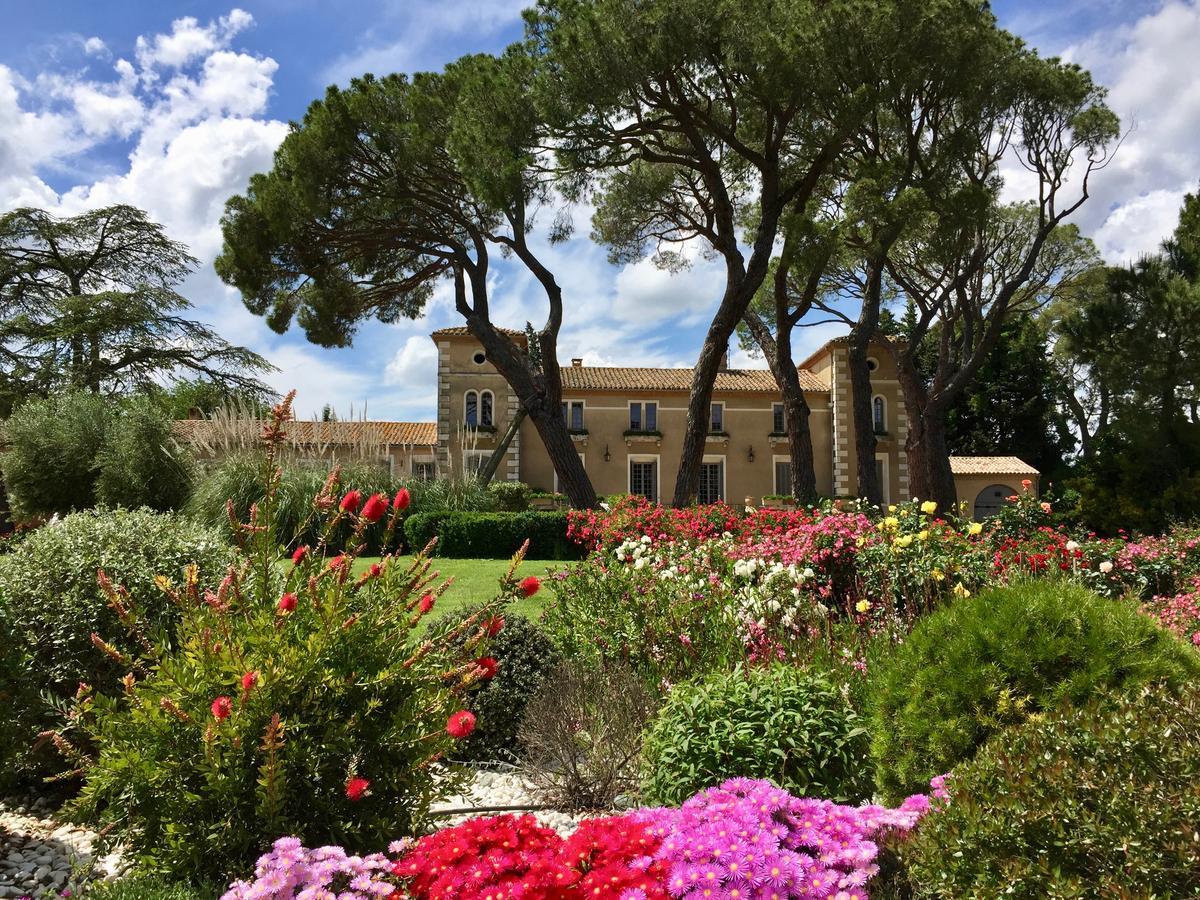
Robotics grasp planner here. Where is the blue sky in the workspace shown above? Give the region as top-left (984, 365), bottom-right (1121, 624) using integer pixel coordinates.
top-left (1, 1), bottom-right (1197, 419)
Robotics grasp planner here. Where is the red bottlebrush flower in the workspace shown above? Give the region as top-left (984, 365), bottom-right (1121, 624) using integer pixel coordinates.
top-left (419, 593), bottom-right (435, 614)
top-left (345, 776), bottom-right (371, 801)
top-left (291, 545), bottom-right (309, 565)
top-left (394, 487), bottom-right (411, 512)
top-left (211, 696), bottom-right (232, 721)
top-left (278, 592), bottom-right (298, 614)
top-left (519, 575), bottom-right (541, 597)
top-left (241, 670), bottom-right (259, 693)
top-left (361, 492), bottom-right (389, 523)
top-left (340, 489), bottom-right (363, 513)
top-left (446, 710), bottom-right (476, 739)
top-left (369, 562), bottom-right (383, 578)
top-left (484, 615), bottom-right (505, 637)
top-left (475, 656), bottom-right (499, 680)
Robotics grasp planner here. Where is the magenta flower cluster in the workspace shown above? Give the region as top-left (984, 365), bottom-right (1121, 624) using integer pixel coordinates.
top-left (632, 777), bottom-right (940, 900)
top-left (221, 836), bottom-right (397, 900)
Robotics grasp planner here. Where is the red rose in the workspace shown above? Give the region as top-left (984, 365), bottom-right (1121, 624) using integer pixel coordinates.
top-left (394, 487), bottom-right (411, 512)
top-left (475, 656), bottom-right (499, 680)
top-left (291, 545), bottom-right (309, 565)
top-left (361, 493), bottom-right (389, 523)
top-left (340, 490), bottom-right (363, 513)
top-left (241, 670), bottom-right (258, 693)
top-left (345, 776), bottom-right (371, 801)
top-left (519, 575), bottom-right (541, 598)
top-left (446, 710), bottom-right (476, 739)
top-left (419, 593), bottom-right (435, 613)
top-left (278, 592), bottom-right (298, 613)
top-left (211, 696), bottom-right (232, 721)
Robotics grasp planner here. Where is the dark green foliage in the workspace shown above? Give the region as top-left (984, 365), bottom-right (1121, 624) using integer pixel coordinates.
top-left (430, 606), bottom-right (561, 763)
top-left (868, 580), bottom-right (1200, 800)
top-left (81, 877), bottom-right (219, 900)
top-left (0, 508), bottom-right (231, 785)
top-left (642, 665), bottom-right (872, 806)
top-left (95, 396), bottom-right (195, 511)
top-left (487, 480), bottom-right (532, 512)
top-left (902, 684), bottom-right (1200, 897)
top-left (404, 511), bottom-right (581, 559)
top-left (1, 391), bottom-right (112, 519)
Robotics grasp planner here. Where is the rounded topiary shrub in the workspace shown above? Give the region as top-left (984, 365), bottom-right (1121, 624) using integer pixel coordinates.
top-left (868, 579), bottom-right (1200, 800)
top-left (430, 605), bottom-right (561, 763)
top-left (901, 684), bottom-right (1200, 897)
top-left (0, 507), bottom-right (232, 783)
top-left (642, 665), bottom-right (872, 806)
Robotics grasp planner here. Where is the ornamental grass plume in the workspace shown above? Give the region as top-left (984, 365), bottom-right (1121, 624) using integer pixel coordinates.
top-left (53, 391), bottom-right (539, 883)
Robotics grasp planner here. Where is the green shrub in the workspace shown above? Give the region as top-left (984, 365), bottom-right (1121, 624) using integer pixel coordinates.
top-left (868, 579), bottom-right (1200, 800)
top-left (430, 605), bottom-right (561, 763)
top-left (0, 507), bottom-right (231, 786)
top-left (1, 390), bottom-right (112, 519)
top-left (81, 877), bottom-right (219, 900)
top-left (404, 511), bottom-right (581, 559)
top-left (61, 406), bottom-right (523, 881)
top-left (487, 480), bottom-right (531, 511)
top-left (95, 396), bottom-right (195, 511)
top-left (642, 665), bottom-right (872, 806)
top-left (902, 684), bottom-right (1200, 897)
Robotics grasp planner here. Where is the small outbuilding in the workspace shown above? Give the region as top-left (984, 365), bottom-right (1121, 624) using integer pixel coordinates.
top-left (950, 456), bottom-right (1041, 521)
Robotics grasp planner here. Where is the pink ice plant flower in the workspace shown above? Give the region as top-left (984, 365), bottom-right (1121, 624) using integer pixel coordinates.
top-left (221, 836), bottom-right (396, 900)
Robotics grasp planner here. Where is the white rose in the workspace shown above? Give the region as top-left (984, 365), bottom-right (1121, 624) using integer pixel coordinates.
top-left (1099, 560), bottom-right (1114, 574)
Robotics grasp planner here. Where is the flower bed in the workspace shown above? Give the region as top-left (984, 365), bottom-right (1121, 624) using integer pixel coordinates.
top-left (222, 776), bottom-right (945, 899)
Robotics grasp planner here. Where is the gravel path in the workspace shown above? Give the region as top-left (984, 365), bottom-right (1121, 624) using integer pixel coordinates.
top-left (430, 769), bottom-right (593, 834)
top-left (0, 800), bottom-right (122, 899)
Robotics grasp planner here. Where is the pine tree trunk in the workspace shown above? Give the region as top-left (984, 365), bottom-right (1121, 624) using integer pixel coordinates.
top-left (477, 407), bottom-right (526, 487)
top-left (847, 340), bottom-right (880, 505)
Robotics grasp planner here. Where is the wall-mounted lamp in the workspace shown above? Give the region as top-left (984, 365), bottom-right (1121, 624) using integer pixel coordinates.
top-left (603, 443), bottom-right (611, 462)
top-left (747, 445), bottom-right (755, 463)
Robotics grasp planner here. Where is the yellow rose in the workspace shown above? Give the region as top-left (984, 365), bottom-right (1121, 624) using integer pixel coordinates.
top-left (855, 599), bottom-right (872, 613)
top-left (920, 500), bottom-right (938, 515)
top-left (880, 516), bottom-right (899, 531)
top-left (932, 568), bottom-right (946, 581)
top-left (887, 504), bottom-right (896, 513)
top-left (967, 521), bottom-right (983, 536)
top-left (953, 582), bottom-right (971, 599)
top-left (894, 534), bottom-right (913, 548)
top-left (918, 530), bottom-right (929, 541)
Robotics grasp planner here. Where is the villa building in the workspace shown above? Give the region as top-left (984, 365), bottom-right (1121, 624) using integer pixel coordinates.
top-left (174, 327), bottom-right (1039, 519)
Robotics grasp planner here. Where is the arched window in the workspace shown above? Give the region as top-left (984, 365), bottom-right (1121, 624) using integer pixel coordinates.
top-left (464, 390), bottom-right (478, 427)
top-left (480, 390), bottom-right (494, 427)
top-left (973, 483), bottom-right (1016, 521)
top-left (872, 395), bottom-right (887, 433)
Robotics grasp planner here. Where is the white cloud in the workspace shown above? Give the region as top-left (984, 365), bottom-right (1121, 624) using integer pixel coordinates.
top-left (83, 37), bottom-right (108, 57)
top-left (384, 335), bottom-right (439, 389)
top-left (135, 9), bottom-right (254, 70)
top-left (264, 345), bottom-right (374, 419)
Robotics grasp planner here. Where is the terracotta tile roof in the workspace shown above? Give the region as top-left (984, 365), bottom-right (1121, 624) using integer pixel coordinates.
top-left (174, 419), bottom-right (438, 447)
top-left (430, 326), bottom-right (525, 339)
top-left (949, 456), bottom-right (1040, 476)
top-left (561, 366), bottom-right (828, 393)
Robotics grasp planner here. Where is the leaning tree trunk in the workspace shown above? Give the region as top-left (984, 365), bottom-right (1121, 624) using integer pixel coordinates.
top-left (896, 354), bottom-right (957, 510)
top-left (846, 261), bottom-right (885, 505)
top-left (477, 407), bottom-right (527, 487)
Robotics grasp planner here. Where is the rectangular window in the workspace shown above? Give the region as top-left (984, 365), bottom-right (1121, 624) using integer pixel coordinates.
top-left (772, 403), bottom-right (785, 434)
top-left (709, 402), bottom-right (724, 433)
top-left (562, 400), bottom-right (584, 431)
top-left (413, 461), bottom-right (435, 481)
top-left (774, 459), bottom-right (792, 495)
top-left (698, 460), bottom-right (724, 505)
top-left (629, 401), bottom-right (658, 431)
top-left (629, 460), bottom-right (657, 502)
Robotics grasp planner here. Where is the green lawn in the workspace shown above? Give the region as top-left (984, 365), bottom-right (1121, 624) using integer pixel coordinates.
top-left (351, 555), bottom-right (560, 621)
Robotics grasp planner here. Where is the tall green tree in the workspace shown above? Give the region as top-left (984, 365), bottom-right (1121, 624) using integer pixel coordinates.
top-left (216, 54), bottom-right (599, 509)
top-left (0, 206), bottom-right (271, 413)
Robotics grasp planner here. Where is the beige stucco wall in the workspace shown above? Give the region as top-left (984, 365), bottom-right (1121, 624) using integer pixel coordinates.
top-left (437, 335), bottom-right (522, 481)
top-left (954, 473), bottom-right (1041, 519)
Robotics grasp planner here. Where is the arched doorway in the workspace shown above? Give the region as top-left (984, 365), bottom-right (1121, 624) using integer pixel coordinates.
top-left (973, 483), bottom-right (1016, 521)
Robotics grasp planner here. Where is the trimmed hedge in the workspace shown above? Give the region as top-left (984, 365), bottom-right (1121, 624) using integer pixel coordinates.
top-left (404, 511), bottom-right (581, 559)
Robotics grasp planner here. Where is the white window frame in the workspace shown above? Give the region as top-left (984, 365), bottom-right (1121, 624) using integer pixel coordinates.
top-left (872, 394), bottom-right (887, 433)
top-left (628, 399), bottom-right (659, 432)
top-left (772, 454), bottom-right (792, 495)
top-left (480, 389), bottom-right (495, 427)
top-left (553, 452), bottom-right (586, 494)
top-left (709, 401), bottom-right (725, 433)
top-left (628, 453), bottom-right (661, 503)
top-left (772, 402), bottom-right (786, 434)
top-left (464, 390), bottom-right (479, 427)
top-left (562, 398), bottom-right (586, 431)
top-left (875, 451), bottom-right (890, 505)
top-left (698, 454), bottom-right (726, 504)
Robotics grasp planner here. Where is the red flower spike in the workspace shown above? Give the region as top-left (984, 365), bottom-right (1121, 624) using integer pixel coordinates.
top-left (340, 489), bottom-right (363, 513)
top-left (278, 592), bottom-right (298, 614)
top-left (446, 710), bottom-right (476, 739)
top-left (211, 696), bottom-right (232, 721)
top-left (345, 776), bottom-right (371, 801)
top-left (475, 656), bottom-right (499, 680)
top-left (241, 670), bottom-right (258, 693)
top-left (519, 575), bottom-right (541, 598)
top-left (485, 616), bottom-right (505, 637)
top-left (419, 594), bottom-right (435, 614)
top-left (291, 545), bottom-right (309, 565)
top-left (394, 487), bottom-right (411, 512)
top-left (361, 493), bottom-right (389, 523)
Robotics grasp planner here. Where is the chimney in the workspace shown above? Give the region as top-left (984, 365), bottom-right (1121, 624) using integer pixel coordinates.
top-left (571, 358), bottom-right (583, 367)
